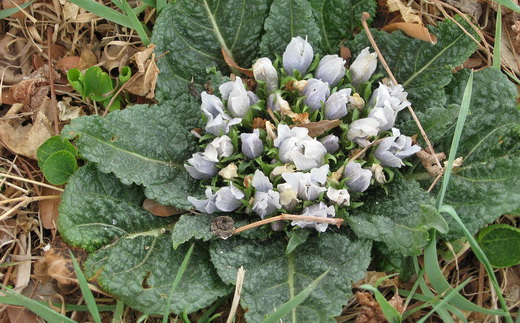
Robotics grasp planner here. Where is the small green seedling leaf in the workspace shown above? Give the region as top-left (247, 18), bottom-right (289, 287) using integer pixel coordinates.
top-left (119, 66), bottom-right (132, 84)
top-left (37, 135), bottom-right (78, 168)
top-left (41, 151), bottom-right (78, 185)
top-left (67, 68), bottom-right (85, 97)
top-left (477, 224), bottom-right (520, 268)
top-left (83, 66), bottom-right (115, 102)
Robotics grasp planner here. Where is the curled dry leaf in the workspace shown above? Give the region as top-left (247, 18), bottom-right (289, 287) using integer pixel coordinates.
top-left (126, 44), bottom-right (160, 98)
top-left (57, 97), bottom-right (85, 121)
top-left (38, 187), bottom-right (62, 230)
top-left (142, 198), bottom-right (184, 217)
top-left (0, 100), bottom-right (54, 160)
top-left (386, 0), bottom-right (422, 24)
top-left (416, 148), bottom-right (446, 176)
top-left (10, 64), bottom-right (60, 112)
top-left (290, 119), bottom-right (342, 137)
top-left (100, 43), bottom-right (136, 74)
top-left (355, 292), bottom-right (386, 323)
top-left (382, 23), bottom-right (437, 44)
top-left (0, 31), bottom-right (34, 85)
top-left (221, 48), bottom-right (254, 77)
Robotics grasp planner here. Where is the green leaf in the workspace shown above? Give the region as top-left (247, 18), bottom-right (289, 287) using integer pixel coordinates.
top-left (41, 151), bottom-right (78, 185)
top-left (477, 224), bottom-right (520, 268)
top-left (171, 214), bottom-right (215, 249)
top-left (69, 251), bottom-right (102, 323)
top-left (37, 135), bottom-right (77, 168)
top-left (119, 66), bottom-right (132, 84)
top-left (58, 163), bottom-right (170, 252)
top-left (349, 177), bottom-right (448, 255)
top-left (59, 164), bottom-right (230, 315)
top-left (83, 66), bottom-right (115, 102)
top-left (308, 0), bottom-right (376, 53)
top-left (152, 0), bottom-right (270, 100)
top-left (61, 103), bottom-right (202, 209)
top-left (0, 0), bottom-right (34, 20)
top-left (286, 229), bottom-right (310, 254)
top-left (350, 16), bottom-right (478, 111)
top-left (84, 235), bottom-right (230, 315)
top-left (259, 0), bottom-right (321, 58)
top-left (67, 68), bottom-right (85, 96)
top-left (210, 234), bottom-right (372, 322)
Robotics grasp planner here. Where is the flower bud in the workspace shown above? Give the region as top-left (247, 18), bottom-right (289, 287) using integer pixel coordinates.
top-left (343, 162), bottom-right (372, 192)
top-left (368, 102), bottom-right (397, 132)
top-left (184, 152), bottom-right (218, 179)
top-left (347, 117), bottom-right (380, 147)
top-left (241, 129), bottom-right (263, 159)
top-left (303, 78), bottom-right (330, 111)
top-left (324, 88), bottom-right (351, 119)
top-left (204, 135), bottom-right (233, 162)
top-left (253, 57), bottom-right (279, 93)
top-left (218, 163), bottom-right (238, 180)
top-left (371, 164), bottom-right (386, 184)
top-left (315, 55), bottom-right (346, 87)
top-left (350, 47), bottom-right (377, 87)
top-left (347, 93), bottom-right (365, 110)
top-left (319, 134), bottom-right (340, 154)
top-left (223, 77), bottom-right (251, 117)
top-left (215, 185), bottom-right (244, 212)
top-left (374, 129), bottom-right (421, 168)
top-left (283, 36), bottom-right (314, 76)
top-left (327, 187), bottom-right (350, 206)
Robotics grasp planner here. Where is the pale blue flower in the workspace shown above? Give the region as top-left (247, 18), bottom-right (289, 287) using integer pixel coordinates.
top-left (343, 162), bottom-right (372, 192)
top-left (315, 55), bottom-right (346, 87)
top-left (241, 129), bottom-right (263, 159)
top-left (247, 91), bottom-right (260, 105)
top-left (319, 134), bottom-right (339, 154)
top-left (369, 81), bottom-right (410, 113)
top-left (219, 77), bottom-right (250, 117)
top-left (274, 125), bottom-right (327, 170)
top-left (204, 135), bottom-right (233, 162)
top-left (326, 187), bottom-right (350, 206)
top-left (282, 165), bottom-right (328, 200)
top-left (251, 170), bottom-right (281, 219)
top-left (324, 88), bottom-right (351, 119)
top-left (303, 78), bottom-right (330, 111)
top-left (185, 152), bottom-right (218, 179)
top-left (374, 129), bottom-right (421, 168)
top-left (215, 185), bottom-right (244, 212)
top-left (253, 57), bottom-right (279, 93)
top-left (201, 92), bottom-right (241, 136)
top-left (251, 169), bottom-right (273, 192)
top-left (368, 101), bottom-right (396, 132)
top-left (290, 139), bottom-right (328, 170)
top-left (347, 117), bottom-right (380, 147)
top-left (291, 202), bottom-right (335, 232)
top-left (188, 187), bottom-right (218, 213)
top-left (350, 47), bottom-right (377, 87)
top-left (283, 36), bottom-right (314, 76)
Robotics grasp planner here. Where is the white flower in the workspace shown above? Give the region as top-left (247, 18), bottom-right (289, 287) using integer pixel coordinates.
top-left (369, 81), bottom-right (410, 113)
top-left (315, 55), bottom-right (346, 87)
top-left (303, 78), bottom-right (330, 111)
top-left (327, 187), bottom-right (350, 206)
top-left (324, 89), bottom-right (351, 119)
top-left (219, 77), bottom-right (250, 117)
top-left (347, 118), bottom-right (380, 147)
top-left (184, 152), bottom-right (218, 179)
top-left (253, 57), bottom-right (278, 93)
top-left (201, 92), bottom-right (241, 136)
top-left (241, 129), bottom-right (263, 159)
top-left (188, 187), bottom-right (218, 213)
top-left (350, 47), bottom-right (377, 87)
top-left (319, 134), bottom-right (340, 154)
top-left (283, 36), bottom-right (314, 76)
top-left (204, 135), bottom-right (234, 162)
top-left (251, 170), bottom-right (281, 219)
top-left (343, 162), bottom-right (372, 192)
top-left (291, 202), bottom-right (335, 232)
top-left (274, 124), bottom-right (327, 170)
top-left (368, 101), bottom-right (397, 132)
top-left (374, 129), bottom-right (421, 168)
top-left (281, 165), bottom-right (329, 200)
top-left (215, 185), bottom-right (244, 212)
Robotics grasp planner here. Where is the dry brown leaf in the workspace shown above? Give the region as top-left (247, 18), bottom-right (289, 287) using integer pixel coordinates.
top-left (55, 56), bottom-right (80, 72)
top-left (132, 44), bottom-right (155, 72)
top-left (382, 23), bottom-right (437, 44)
top-left (504, 265), bottom-right (520, 307)
top-left (142, 198), bottom-right (184, 217)
top-left (62, 1), bottom-right (80, 20)
top-left (353, 271), bottom-right (399, 288)
top-left (12, 232), bottom-right (31, 291)
top-left (0, 99), bottom-right (54, 160)
top-left (355, 292), bottom-right (386, 323)
top-left (386, 0), bottom-right (422, 24)
top-left (6, 306), bottom-right (43, 323)
top-left (57, 97), bottom-right (84, 121)
top-left (290, 120), bottom-right (342, 137)
top-left (100, 43), bottom-right (136, 74)
top-left (126, 45), bottom-right (160, 98)
top-left (78, 48), bottom-right (98, 70)
top-left (416, 149), bottom-right (446, 176)
top-left (388, 293), bottom-right (405, 314)
top-left (445, 0), bottom-right (482, 21)
top-left (221, 48), bottom-right (254, 77)
top-left (38, 187), bottom-right (61, 230)
top-left (10, 64), bottom-right (60, 112)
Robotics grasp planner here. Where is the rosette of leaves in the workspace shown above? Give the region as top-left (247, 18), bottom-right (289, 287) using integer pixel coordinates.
top-left (55, 0), bottom-right (520, 321)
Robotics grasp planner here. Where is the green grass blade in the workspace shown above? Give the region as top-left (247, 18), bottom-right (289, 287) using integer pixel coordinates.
top-left (440, 205), bottom-right (514, 322)
top-left (494, 0), bottom-right (520, 13)
top-left (69, 251), bottom-right (102, 323)
top-left (0, 0), bottom-right (34, 19)
top-left (436, 70), bottom-right (473, 209)
top-left (118, 0), bottom-right (151, 46)
top-left (0, 285), bottom-right (76, 323)
top-left (0, 297), bottom-right (116, 312)
top-left (260, 269), bottom-right (330, 323)
top-left (493, 5), bottom-right (502, 69)
top-left (399, 290), bottom-right (468, 322)
top-left (417, 278), bottom-right (471, 323)
top-left (360, 284), bottom-right (402, 323)
top-left (140, 0), bottom-right (156, 7)
top-left (112, 300), bottom-right (124, 323)
top-left (66, 0), bottom-right (133, 29)
top-left (136, 314), bottom-right (149, 323)
top-left (162, 243), bottom-right (195, 323)
top-left (197, 295), bottom-right (229, 323)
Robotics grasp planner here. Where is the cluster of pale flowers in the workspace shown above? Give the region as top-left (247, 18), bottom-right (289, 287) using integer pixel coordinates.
top-left (185, 36), bottom-right (420, 232)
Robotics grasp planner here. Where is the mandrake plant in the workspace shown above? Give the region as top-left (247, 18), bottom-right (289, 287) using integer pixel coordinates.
top-left (33, 0), bottom-right (520, 321)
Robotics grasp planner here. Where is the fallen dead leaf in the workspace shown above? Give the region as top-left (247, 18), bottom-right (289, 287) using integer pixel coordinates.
top-left (355, 292), bottom-right (386, 323)
top-left (57, 97), bottom-right (85, 121)
top-left (38, 187), bottom-right (61, 230)
top-left (382, 22), bottom-right (437, 44)
top-left (2, 0), bottom-right (28, 20)
top-left (0, 99), bottom-right (54, 160)
top-left (126, 44), bottom-right (160, 98)
top-left (142, 198), bottom-right (184, 217)
top-left (6, 306), bottom-right (43, 323)
top-left (445, 0), bottom-right (482, 21)
top-left (100, 43), bottom-right (136, 75)
top-left (78, 48), bottom-right (98, 70)
top-left (55, 56), bottom-right (80, 73)
top-left (416, 149), bottom-right (446, 176)
top-left (221, 48), bottom-right (254, 77)
top-left (386, 0), bottom-right (422, 24)
top-left (62, 1), bottom-right (80, 21)
top-left (10, 64), bottom-right (60, 112)
top-left (290, 120), bottom-right (342, 137)
top-left (504, 265), bottom-right (520, 307)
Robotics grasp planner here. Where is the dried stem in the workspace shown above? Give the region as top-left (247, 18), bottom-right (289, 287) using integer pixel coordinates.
top-left (47, 28), bottom-right (59, 135)
top-left (361, 12), bottom-right (443, 173)
top-left (233, 214), bottom-right (344, 235)
top-left (0, 173), bottom-right (64, 192)
top-left (0, 195), bottom-right (60, 206)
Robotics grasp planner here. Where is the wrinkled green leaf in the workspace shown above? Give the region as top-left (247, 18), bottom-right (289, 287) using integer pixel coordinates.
top-left (62, 103), bottom-right (202, 209)
top-left (171, 214), bottom-right (214, 249)
top-left (308, 0), bottom-right (376, 53)
top-left (41, 151), bottom-right (78, 185)
top-left (260, 0), bottom-right (321, 58)
top-left (37, 135), bottom-right (77, 168)
top-left (59, 164), bottom-right (230, 314)
top-left (67, 68), bottom-right (85, 97)
top-left (210, 234), bottom-right (372, 322)
top-left (477, 224), bottom-right (520, 268)
top-left (349, 177), bottom-right (448, 255)
top-left (152, 0), bottom-right (270, 100)
top-left (83, 66), bottom-right (115, 102)
top-left (350, 16), bottom-right (478, 111)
